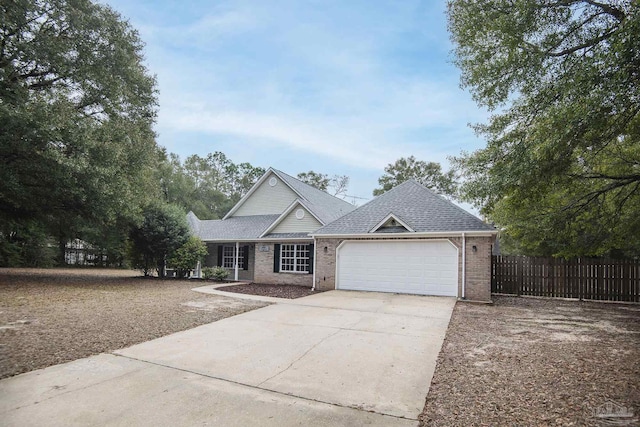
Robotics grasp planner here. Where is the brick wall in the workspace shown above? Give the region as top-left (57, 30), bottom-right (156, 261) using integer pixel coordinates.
top-left (314, 238), bottom-right (341, 291)
top-left (254, 242), bottom-right (313, 286)
top-left (463, 236), bottom-right (493, 302)
top-left (314, 236), bottom-right (494, 301)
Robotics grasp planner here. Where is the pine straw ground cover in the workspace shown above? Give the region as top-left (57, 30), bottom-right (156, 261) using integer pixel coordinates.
top-left (0, 268), bottom-right (268, 379)
top-left (217, 283), bottom-right (322, 299)
top-left (420, 296), bottom-right (640, 427)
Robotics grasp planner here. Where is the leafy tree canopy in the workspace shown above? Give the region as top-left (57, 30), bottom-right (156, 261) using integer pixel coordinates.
top-left (373, 156), bottom-right (458, 197)
top-left (0, 0), bottom-right (159, 262)
top-left (168, 236), bottom-right (207, 278)
top-left (448, 0), bottom-right (639, 257)
top-left (129, 203), bottom-right (190, 276)
top-left (297, 171), bottom-right (350, 196)
top-left (156, 150), bottom-right (265, 219)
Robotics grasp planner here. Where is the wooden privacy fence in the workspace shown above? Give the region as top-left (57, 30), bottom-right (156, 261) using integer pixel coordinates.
top-left (492, 256), bottom-right (640, 302)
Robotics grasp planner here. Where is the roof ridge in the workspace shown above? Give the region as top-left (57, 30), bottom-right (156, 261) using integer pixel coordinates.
top-left (406, 179), bottom-right (486, 223)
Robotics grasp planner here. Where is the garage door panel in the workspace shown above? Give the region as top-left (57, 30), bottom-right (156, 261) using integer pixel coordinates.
top-left (337, 241), bottom-right (458, 296)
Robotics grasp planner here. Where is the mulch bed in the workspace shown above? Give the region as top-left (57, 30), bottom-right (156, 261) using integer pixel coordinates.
top-left (0, 268), bottom-right (268, 379)
top-left (217, 283), bottom-right (322, 299)
top-left (420, 296), bottom-right (640, 426)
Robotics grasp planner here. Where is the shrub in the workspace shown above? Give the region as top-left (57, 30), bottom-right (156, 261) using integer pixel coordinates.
top-left (211, 266), bottom-right (229, 281)
top-left (168, 236), bottom-right (208, 278)
top-left (201, 266), bottom-right (214, 280)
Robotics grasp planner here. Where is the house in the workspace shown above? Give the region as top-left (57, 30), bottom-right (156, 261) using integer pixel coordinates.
top-left (188, 168), bottom-right (497, 302)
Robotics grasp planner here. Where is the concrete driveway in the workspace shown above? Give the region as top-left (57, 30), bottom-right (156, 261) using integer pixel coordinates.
top-left (0, 290), bottom-right (455, 426)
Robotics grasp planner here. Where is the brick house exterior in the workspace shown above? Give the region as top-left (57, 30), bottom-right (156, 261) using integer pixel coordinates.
top-left (188, 169), bottom-right (497, 302)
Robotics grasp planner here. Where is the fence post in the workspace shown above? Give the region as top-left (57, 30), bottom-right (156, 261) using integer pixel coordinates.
top-left (578, 258), bottom-right (583, 301)
top-left (517, 256), bottom-right (522, 296)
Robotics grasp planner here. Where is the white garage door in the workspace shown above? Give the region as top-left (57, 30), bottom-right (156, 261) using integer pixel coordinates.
top-left (336, 240), bottom-right (458, 296)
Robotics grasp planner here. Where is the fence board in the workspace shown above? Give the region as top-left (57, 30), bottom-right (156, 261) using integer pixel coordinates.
top-left (491, 256), bottom-right (640, 303)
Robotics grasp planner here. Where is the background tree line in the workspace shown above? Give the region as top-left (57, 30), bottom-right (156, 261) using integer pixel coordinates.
top-left (2, 0), bottom-right (636, 270)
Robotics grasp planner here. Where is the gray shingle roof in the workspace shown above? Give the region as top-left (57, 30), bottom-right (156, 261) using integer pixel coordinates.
top-left (189, 214), bottom-right (280, 240)
top-left (313, 180), bottom-right (495, 235)
top-left (273, 169), bottom-right (356, 224)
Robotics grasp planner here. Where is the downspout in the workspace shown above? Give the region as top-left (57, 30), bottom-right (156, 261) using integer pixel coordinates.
top-left (462, 232), bottom-right (466, 299)
top-left (234, 241), bottom-right (239, 281)
top-left (312, 237), bottom-right (317, 291)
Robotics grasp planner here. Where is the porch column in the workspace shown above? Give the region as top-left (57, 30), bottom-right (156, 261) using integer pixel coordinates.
top-left (234, 241), bottom-right (239, 281)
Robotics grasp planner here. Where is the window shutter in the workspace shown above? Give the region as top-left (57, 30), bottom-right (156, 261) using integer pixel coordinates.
top-left (273, 244), bottom-right (280, 272)
top-left (217, 245), bottom-right (223, 266)
top-left (308, 244), bottom-right (314, 274)
top-left (243, 246), bottom-right (249, 271)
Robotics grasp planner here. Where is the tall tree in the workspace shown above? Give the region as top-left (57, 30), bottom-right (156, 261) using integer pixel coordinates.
top-left (129, 203), bottom-right (190, 277)
top-left (0, 0), bottom-right (158, 264)
top-left (329, 174), bottom-right (350, 197)
top-left (373, 157), bottom-right (457, 197)
top-left (297, 171), bottom-right (350, 196)
top-left (297, 171), bottom-right (330, 191)
top-left (448, 0), bottom-right (639, 257)
top-left (157, 151), bottom-right (265, 220)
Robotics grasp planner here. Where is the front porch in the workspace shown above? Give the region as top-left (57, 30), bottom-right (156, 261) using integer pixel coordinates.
top-left (203, 241), bottom-right (314, 286)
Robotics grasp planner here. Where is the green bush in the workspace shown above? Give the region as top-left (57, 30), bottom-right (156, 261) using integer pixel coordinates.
top-left (168, 236), bottom-right (208, 278)
top-left (211, 266), bottom-right (229, 281)
top-left (201, 266), bottom-right (214, 280)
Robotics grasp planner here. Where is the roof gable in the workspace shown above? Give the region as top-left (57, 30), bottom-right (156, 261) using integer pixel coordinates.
top-left (260, 200), bottom-right (323, 237)
top-left (313, 180), bottom-right (496, 235)
top-left (225, 170), bottom-right (300, 218)
top-left (370, 213), bottom-right (415, 233)
top-left (224, 168), bottom-right (356, 222)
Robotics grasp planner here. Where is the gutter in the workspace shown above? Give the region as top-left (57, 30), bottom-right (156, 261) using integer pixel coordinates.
top-left (309, 230), bottom-right (497, 238)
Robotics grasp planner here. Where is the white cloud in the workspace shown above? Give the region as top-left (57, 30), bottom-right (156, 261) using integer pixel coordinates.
top-left (125, 0), bottom-right (488, 174)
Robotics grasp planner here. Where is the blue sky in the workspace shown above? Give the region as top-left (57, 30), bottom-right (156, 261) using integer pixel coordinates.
top-left (105, 0), bottom-right (487, 205)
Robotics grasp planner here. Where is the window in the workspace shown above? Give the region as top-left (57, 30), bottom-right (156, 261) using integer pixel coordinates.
top-left (222, 246), bottom-right (244, 269)
top-left (280, 244), bottom-right (310, 273)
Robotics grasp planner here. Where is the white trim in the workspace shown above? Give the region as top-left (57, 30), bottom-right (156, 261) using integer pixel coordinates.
top-left (279, 243), bottom-right (311, 273)
top-left (369, 213), bottom-right (415, 233)
top-left (334, 239), bottom-right (459, 296)
top-left (312, 237), bottom-right (317, 291)
top-left (223, 168), bottom-right (306, 220)
top-left (312, 230), bottom-right (497, 238)
top-left (258, 199), bottom-right (324, 238)
top-left (295, 209), bottom-right (305, 220)
top-left (234, 241), bottom-right (239, 281)
top-left (203, 238), bottom-right (312, 243)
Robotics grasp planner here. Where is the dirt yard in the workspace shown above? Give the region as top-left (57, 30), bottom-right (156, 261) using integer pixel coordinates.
top-left (0, 268), bottom-right (268, 379)
top-left (420, 296), bottom-right (640, 426)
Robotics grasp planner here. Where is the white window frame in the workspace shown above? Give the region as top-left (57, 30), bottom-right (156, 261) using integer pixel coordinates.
top-left (222, 245), bottom-right (244, 269)
top-left (280, 244), bottom-right (309, 273)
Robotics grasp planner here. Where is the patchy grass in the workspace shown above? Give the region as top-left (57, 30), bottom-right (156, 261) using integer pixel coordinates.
top-left (421, 296), bottom-right (640, 426)
top-left (0, 268), bottom-right (268, 379)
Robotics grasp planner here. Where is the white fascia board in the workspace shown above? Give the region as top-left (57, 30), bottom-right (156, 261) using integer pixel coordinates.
top-left (222, 168), bottom-right (306, 220)
top-left (222, 168), bottom-right (274, 220)
top-left (202, 237), bottom-right (312, 243)
top-left (270, 169), bottom-right (306, 200)
top-left (369, 213), bottom-right (415, 233)
top-left (259, 199), bottom-right (325, 238)
top-left (310, 230), bottom-right (498, 238)
top-left (258, 237), bottom-right (313, 242)
top-left (259, 199), bottom-right (302, 238)
top-left (296, 199), bottom-right (325, 225)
